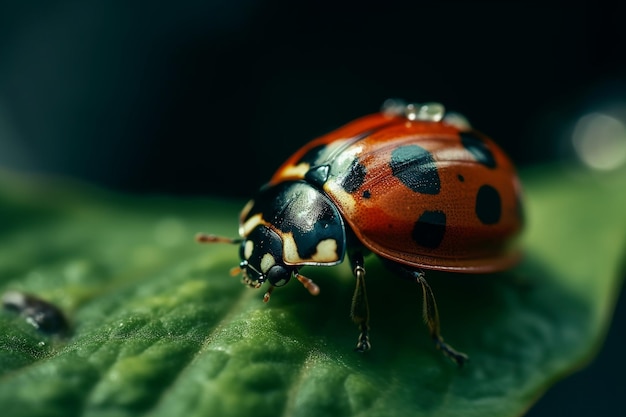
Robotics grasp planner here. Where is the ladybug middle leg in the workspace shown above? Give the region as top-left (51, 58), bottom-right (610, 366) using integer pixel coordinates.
top-left (348, 251), bottom-right (371, 352)
top-left (383, 260), bottom-right (468, 367)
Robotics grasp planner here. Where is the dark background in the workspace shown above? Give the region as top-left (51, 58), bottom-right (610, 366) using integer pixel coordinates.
top-left (0, 1), bottom-right (624, 415)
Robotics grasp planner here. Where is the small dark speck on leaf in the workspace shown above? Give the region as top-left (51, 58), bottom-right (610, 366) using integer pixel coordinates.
top-left (2, 291), bottom-right (69, 335)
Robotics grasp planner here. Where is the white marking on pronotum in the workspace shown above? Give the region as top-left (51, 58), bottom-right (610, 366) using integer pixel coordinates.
top-left (282, 233), bottom-right (301, 264)
top-left (244, 240), bottom-right (254, 260)
top-left (312, 238), bottom-right (339, 263)
top-left (279, 163), bottom-right (311, 179)
top-left (282, 233), bottom-right (340, 264)
top-left (240, 213), bottom-right (265, 237)
top-left (260, 253), bottom-right (276, 273)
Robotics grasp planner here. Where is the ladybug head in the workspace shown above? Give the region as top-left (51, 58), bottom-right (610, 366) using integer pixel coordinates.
top-left (237, 225), bottom-right (294, 290)
top-left (196, 225), bottom-right (320, 301)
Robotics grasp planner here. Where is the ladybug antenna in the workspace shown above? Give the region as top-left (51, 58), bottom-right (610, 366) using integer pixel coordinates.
top-left (195, 233), bottom-right (243, 245)
top-left (295, 273), bottom-right (320, 296)
top-left (229, 266), bottom-right (242, 276)
top-left (197, 233), bottom-right (245, 281)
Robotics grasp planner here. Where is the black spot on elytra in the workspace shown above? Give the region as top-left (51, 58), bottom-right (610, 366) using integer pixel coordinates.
top-left (362, 190), bottom-right (371, 199)
top-left (412, 210), bottom-right (447, 249)
top-left (341, 158), bottom-right (367, 193)
top-left (460, 132), bottom-right (496, 168)
top-left (476, 184), bottom-right (501, 224)
top-left (390, 145), bottom-right (441, 194)
top-left (458, 174), bottom-right (465, 182)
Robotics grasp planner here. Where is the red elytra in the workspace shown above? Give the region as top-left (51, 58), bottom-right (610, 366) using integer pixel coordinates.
top-left (269, 111), bottom-right (524, 273)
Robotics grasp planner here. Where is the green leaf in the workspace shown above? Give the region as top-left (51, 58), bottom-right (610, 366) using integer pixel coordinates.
top-left (0, 165), bottom-right (624, 417)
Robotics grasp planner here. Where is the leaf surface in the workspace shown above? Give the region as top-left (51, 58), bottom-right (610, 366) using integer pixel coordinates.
top-left (0, 166), bottom-right (624, 417)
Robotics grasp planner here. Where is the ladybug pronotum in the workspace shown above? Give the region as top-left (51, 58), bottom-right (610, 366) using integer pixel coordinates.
top-left (198, 100), bottom-right (524, 366)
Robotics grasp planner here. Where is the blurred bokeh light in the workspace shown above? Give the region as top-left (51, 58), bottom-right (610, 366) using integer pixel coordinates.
top-left (572, 110), bottom-right (626, 171)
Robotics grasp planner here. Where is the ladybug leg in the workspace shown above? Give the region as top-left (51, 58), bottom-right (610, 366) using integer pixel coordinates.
top-left (263, 285), bottom-right (275, 303)
top-left (414, 271), bottom-right (468, 367)
top-left (295, 273), bottom-right (320, 296)
top-left (349, 252), bottom-right (371, 352)
top-left (381, 260), bottom-right (467, 366)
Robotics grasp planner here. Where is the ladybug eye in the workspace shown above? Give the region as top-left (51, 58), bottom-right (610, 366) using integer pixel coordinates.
top-left (266, 265), bottom-right (291, 287)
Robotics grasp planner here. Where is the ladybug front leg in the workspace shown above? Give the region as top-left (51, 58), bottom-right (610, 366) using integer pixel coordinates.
top-left (348, 252), bottom-right (371, 352)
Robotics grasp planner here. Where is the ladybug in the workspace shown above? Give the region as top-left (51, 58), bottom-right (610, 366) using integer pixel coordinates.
top-left (197, 100), bottom-right (524, 366)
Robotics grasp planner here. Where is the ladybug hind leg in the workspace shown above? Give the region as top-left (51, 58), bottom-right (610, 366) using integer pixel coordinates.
top-left (415, 270), bottom-right (468, 367)
top-left (383, 261), bottom-right (468, 367)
